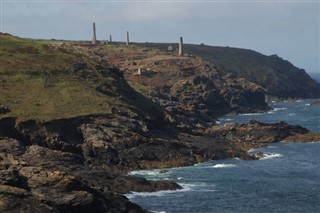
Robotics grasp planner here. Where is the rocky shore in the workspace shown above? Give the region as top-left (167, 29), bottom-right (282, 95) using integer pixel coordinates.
top-left (1, 34), bottom-right (320, 212)
top-left (1, 113), bottom-right (320, 213)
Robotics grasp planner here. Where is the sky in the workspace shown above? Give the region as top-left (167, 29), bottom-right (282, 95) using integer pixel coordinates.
top-left (1, 0), bottom-right (319, 74)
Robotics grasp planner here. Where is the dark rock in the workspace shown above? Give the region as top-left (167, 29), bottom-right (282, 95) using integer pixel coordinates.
top-left (111, 175), bottom-right (182, 194)
top-left (310, 100), bottom-right (320, 106)
top-left (0, 106), bottom-right (11, 114)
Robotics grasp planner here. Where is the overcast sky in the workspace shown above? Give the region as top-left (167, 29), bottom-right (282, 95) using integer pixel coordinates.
top-left (1, 0), bottom-right (319, 74)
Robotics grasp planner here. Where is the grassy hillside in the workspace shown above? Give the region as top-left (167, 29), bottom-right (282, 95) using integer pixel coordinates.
top-left (0, 33), bottom-right (160, 122)
top-left (183, 44), bottom-right (320, 99)
top-left (135, 42), bottom-right (320, 99)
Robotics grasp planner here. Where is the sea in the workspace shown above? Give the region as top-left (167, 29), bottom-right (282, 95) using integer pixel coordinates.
top-left (126, 99), bottom-right (320, 213)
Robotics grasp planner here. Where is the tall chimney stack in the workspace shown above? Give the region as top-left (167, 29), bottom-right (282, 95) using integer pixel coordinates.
top-left (179, 36), bottom-right (183, 56)
top-left (109, 34), bottom-right (112, 44)
top-left (126, 31), bottom-right (129, 46)
top-left (92, 22), bottom-right (97, 45)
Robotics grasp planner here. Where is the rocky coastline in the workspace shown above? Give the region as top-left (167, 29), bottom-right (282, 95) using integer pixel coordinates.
top-left (1, 34), bottom-right (320, 212)
top-left (1, 112), bottom-right (320, 213)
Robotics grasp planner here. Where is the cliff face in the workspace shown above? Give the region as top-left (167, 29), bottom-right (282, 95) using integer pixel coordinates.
top-left (184, 45), bottom-right (320, 99)
top-left (101, 46), bottom-right (270, 131)
top-left (137, 42), bottom-right (320, 100)
top-left (1, 34), bottom-right (320, 213)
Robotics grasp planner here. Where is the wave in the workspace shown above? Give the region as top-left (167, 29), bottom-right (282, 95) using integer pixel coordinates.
top-left (273, 107), bottom-right (287, 111)
top-left (125, 182), bottom-right (206, 199)
top-left (240, 111), bottom-right (274, 116)
top-left (305, 103), bottom-right (311, 106)
top-left (125, 190), bottom-right (177, 199)
top-left (259, 153), bottom-right (284, 160)
top-left (212, 163), bottom-right (237, 168)
top-left (220, 118), bottom-right (234, 121)
top-left (130, 170), bottom-right (161, 176)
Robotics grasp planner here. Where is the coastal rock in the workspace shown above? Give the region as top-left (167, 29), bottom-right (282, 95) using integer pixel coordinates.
top-left (0, 106), bottom-right (11, 114)
top-left (111, 175), bottom-right (182, 194)
top-left (207, 120), bottom-right (310, 143)
top-left (310, 100), bottom-right (320, 106)
top-left (282, 133), bottom-right (320, 142)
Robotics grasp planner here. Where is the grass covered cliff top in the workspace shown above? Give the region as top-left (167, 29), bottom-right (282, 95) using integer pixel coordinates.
top-left (0, 33), bottom-right (160, 122)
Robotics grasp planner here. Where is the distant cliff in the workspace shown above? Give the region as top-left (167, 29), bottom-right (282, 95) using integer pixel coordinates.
top-left (184, 45), bottom-right (320, 100)
top-left (138, 42), bottom-right (320, 100)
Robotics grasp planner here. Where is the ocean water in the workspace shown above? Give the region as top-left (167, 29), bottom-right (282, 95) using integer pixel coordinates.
top-left (127, 99), bottom-right (320, 213)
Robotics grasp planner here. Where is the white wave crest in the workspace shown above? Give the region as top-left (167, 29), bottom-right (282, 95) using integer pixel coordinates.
top-left (125, 189), bottom-right (180, 199)
top-left (212, 163), bottom-right (237, 168)
top-left (130, 170), bottom-right (160, 176)
top-left (125, 182), bottom-right (202, 199)
top-left (259, 153), bottom-right (284, 160)
top-left (273, 107), bottom-right (287, 111)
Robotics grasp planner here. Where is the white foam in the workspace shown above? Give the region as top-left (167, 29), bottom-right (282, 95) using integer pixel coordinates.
top-left (288, 113), bottom-right (296, 116)
top-left (130, 170), bottom-right (160, 176)
top-left (215, 121), bottom-right (221, 124)
top-left (240, 111), bottom-right (274, 116)
top-left (273, 107), bottom-right (287, 111)
top-left (259, 153), bottom-right (284, 160)
top-left (221, 118), bottom-right (234, 121)
top-left (305, 103), bottom-right (311, 106)
top-left (211, 163), bottom-right (237, 168)
top-left (240, 113), bottom-right (262, 116)
top-left (125, 189), bottom-right (180, 199)
top-left (125, 182), bottom-right (198, 199)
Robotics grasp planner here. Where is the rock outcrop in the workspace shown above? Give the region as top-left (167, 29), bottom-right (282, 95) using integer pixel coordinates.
top-left (311, 100), bottom-right (320, 106)
top-left (1, 34), bottom-right (320, 213)
top-left (1, 111), bottom-right (320, 212)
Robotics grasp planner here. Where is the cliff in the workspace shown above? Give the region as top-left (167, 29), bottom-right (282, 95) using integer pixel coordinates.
top-left (137, 42), bottom-right (320, 100)
top-left (1, 33), bottom-right (320, 213)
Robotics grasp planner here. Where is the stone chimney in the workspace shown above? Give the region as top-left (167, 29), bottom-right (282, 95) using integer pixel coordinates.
top-left (179, 36), bottom-right (183, 56)
top-left (92, 22), bottom-right (97, 45)
top-left (126, 31), bottom-right (129, 46)
top-left (109, 34), bottom-right (112, 44)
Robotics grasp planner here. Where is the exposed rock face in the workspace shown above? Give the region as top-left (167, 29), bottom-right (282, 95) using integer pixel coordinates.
top-left (207, 120), bottom-right (309, 143)
top-left (106, 53), bottom-right (271, 131)
top-left (0, 106), bottom-right (11, 115)
top-left (1, 35), bottom-right (319, 212)
top-left (132, 43), bottom-right (320, 100)
top-left (1, 113), bottom-right (320, 212)
top-left (182, 45), bottom-right (320, 100)
top-left (310, 100), bottom-right (320, 106)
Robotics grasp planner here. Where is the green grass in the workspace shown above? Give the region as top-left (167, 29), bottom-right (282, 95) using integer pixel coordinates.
top-left (127, 81), bottom-right (151, 94)
top-left (0, 34), bottom-right (127, 122)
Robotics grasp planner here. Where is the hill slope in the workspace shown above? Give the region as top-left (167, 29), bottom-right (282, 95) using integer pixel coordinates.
top-left (137, 42), bottom-right (320, 100)
top-left (0, 33), bottom-right (161, 122)
top-left (1, 34), bottom-right (320, 213)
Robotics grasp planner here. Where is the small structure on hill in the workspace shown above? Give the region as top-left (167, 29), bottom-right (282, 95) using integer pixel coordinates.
top-left (168, 45), bottom-right (173, 51)
top-left (126, 31), bottom-right (130, 46)
top-left (179, 36), bottom-right (183, 56)
top-left (92, 22), bottom-right (97, 45)
top-left (133, 68), bottom-right (143, 75)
